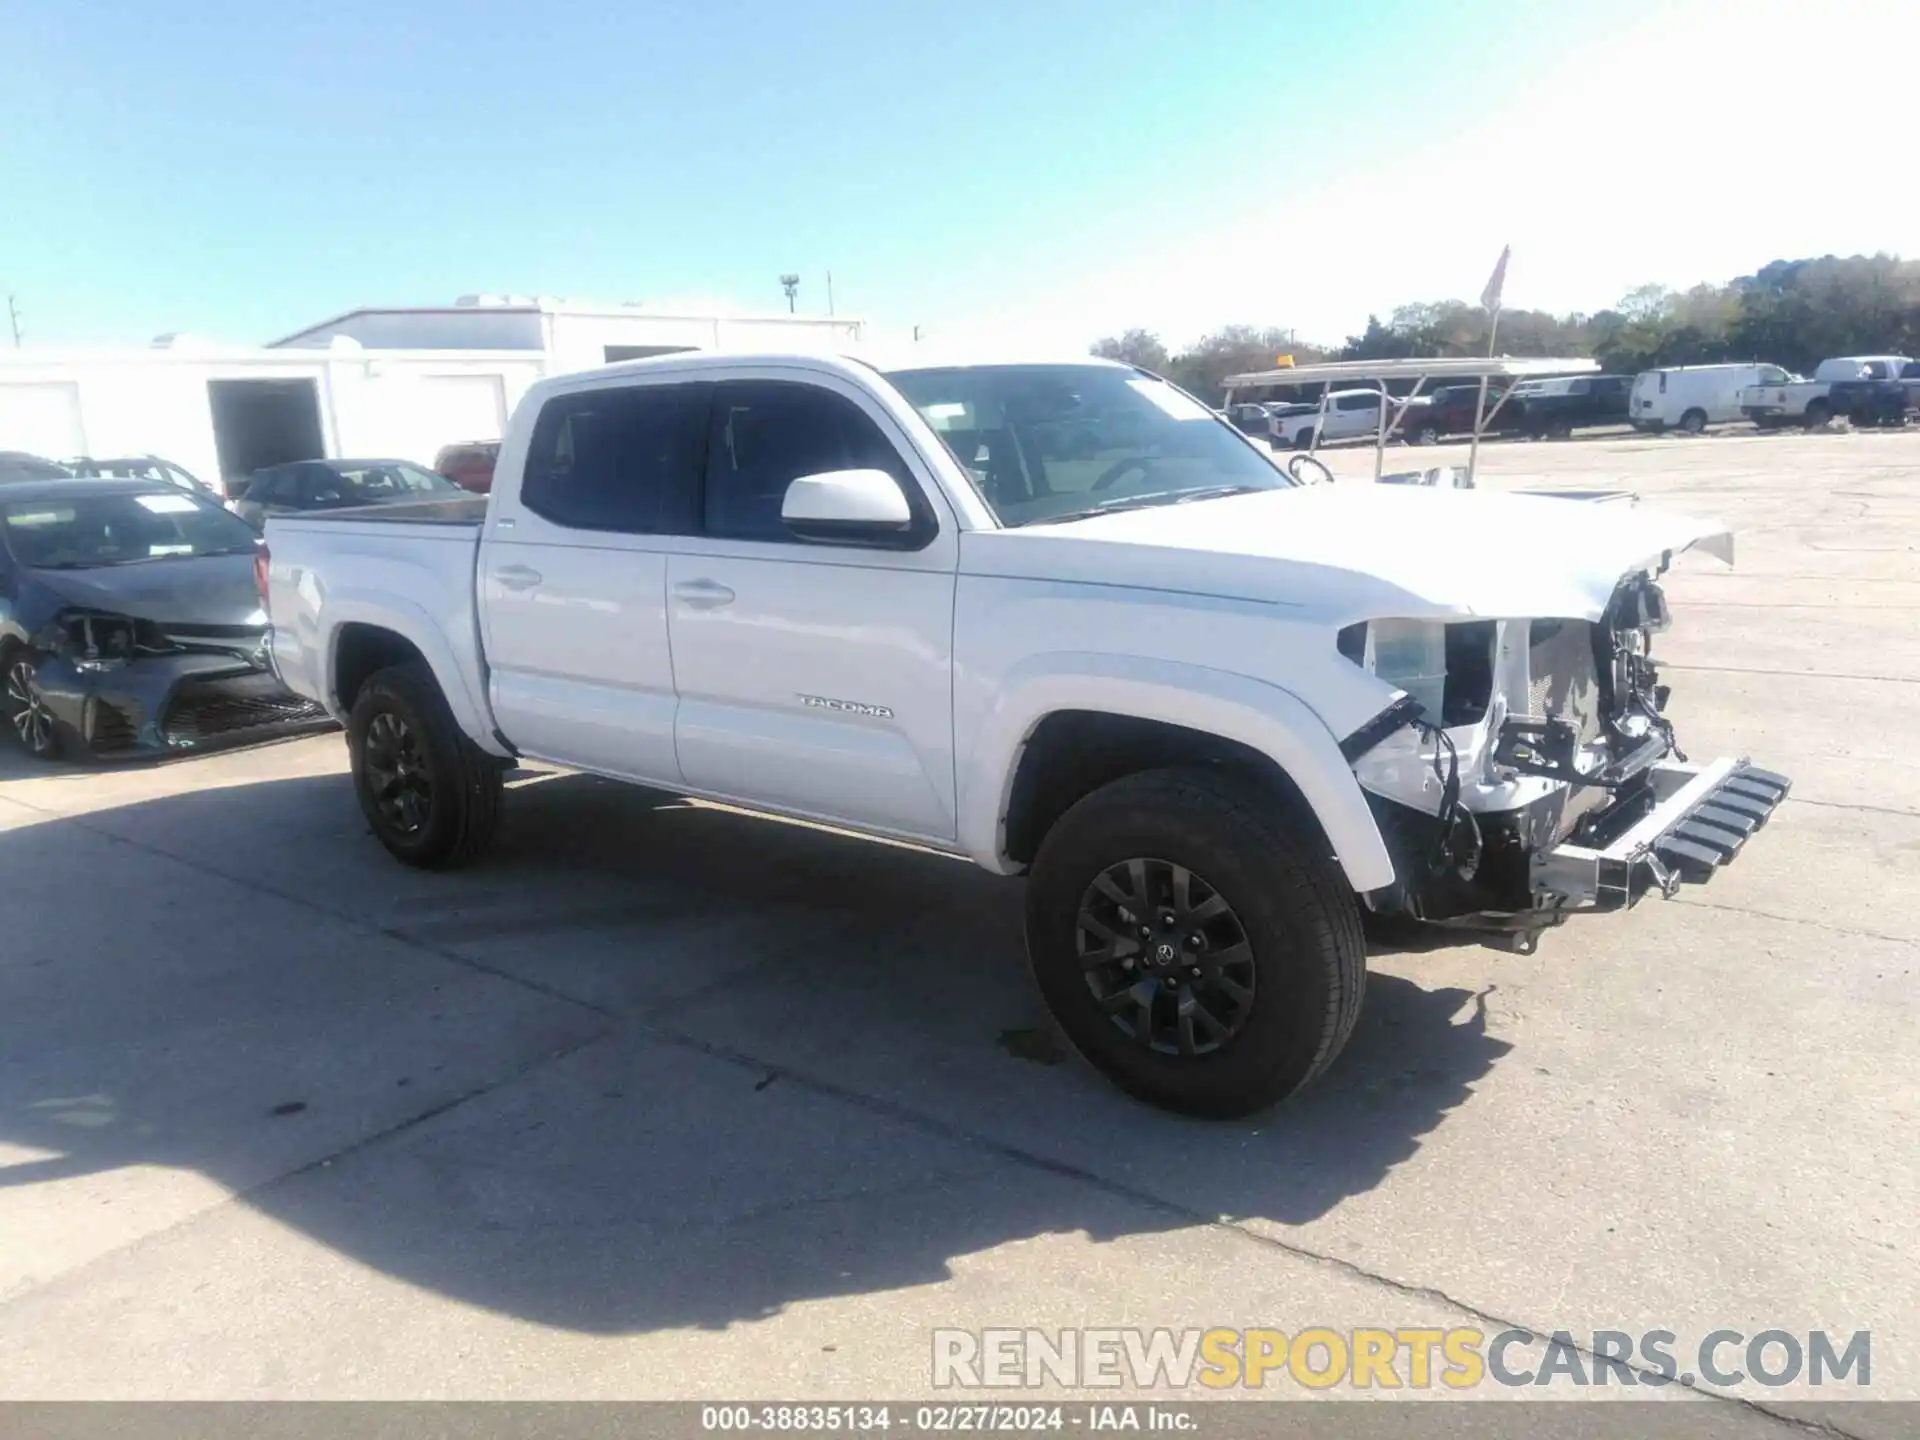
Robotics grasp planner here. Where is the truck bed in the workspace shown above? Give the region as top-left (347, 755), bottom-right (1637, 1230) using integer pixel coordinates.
top-left (264, 500), bottom-right (491, 734)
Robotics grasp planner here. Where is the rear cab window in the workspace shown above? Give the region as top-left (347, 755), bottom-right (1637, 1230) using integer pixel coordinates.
top-left (520, 382), bottom-right (708, 534)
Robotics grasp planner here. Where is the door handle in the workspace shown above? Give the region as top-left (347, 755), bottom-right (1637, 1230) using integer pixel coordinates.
top-left (492, 564), bottom-right (543, 591)
top-left (673, 578), bottom-right (735, 609)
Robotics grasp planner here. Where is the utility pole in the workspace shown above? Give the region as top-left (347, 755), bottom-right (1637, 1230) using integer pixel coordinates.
top-left (6, 295), bottom-right (20, 348)
top-left (826, 271), bottom-right (835, 317)
top-left (779, 274), bottom-right (800, 313)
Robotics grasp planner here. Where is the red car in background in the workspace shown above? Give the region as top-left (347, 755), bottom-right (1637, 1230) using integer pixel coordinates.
top-left (434, 441), bottom-right (500, 494)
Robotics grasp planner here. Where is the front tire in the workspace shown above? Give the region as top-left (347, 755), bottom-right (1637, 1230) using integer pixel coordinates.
top-left (348, 661), bottom-right (503, 868)
top-left (1024, 767), bottom-right (1365, 1118)
top-left (3, 649), bottom-right (67, 761)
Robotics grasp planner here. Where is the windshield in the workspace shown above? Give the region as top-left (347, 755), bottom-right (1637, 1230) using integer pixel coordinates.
top-left (884, 363), bottom-right (1293, 527)
top-left (0, 489), bottom-right (260, 568)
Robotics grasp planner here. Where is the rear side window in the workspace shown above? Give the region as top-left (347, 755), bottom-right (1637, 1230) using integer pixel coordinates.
top-left (703, 380), bottom-right (908, 542)
top-left (521, 383), bottom-right (705, 533)
top-left (1334, 393), bottom-right (1376, 412)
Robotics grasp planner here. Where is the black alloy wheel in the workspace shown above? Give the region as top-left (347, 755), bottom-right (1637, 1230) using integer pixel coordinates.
top-left (347, 660), bottom-right (503, 868)
top-left (361, 710), bottom-right (432, 835)
top-left (4, 656), bottom-right (58, 758)
top-left (1076, 857), bottom-right (1255, 1057)
top-left (1025, 767), bottom-right (1366, 1117)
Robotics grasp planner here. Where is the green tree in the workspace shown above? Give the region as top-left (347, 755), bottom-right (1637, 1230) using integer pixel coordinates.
top-left (1164, 325), bottom-right (1321, 403)
top-left (1096, 249), bottom-right (1920, 395)
top-left (1089, 328), bottom-right (1171, 373)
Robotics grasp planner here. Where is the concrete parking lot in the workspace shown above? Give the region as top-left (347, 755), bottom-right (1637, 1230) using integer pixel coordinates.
top-left (1, 430), bottom-right (1915, 1431)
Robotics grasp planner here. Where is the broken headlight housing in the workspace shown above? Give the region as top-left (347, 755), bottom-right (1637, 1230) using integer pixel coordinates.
top-left (1337, 619), bottom-right (1497, 726)
top-left (47, 613), bottom-right (153, 674)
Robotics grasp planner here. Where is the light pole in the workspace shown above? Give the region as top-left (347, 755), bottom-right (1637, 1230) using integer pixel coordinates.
top-left (779, 274), bottom-right (800, 313)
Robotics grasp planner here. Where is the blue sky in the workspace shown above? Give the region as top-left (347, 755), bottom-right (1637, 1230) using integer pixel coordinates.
top-left (5, 0), bottom-right (1916, 349)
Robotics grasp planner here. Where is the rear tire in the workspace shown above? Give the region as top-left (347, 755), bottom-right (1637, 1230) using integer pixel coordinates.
top-left (1803, 399), bottom-right (1831, 430)
top-left (347, 661), bottom-right (503, 868)
top-left (1293, 429), bottom-right (1318, 451)
top-left (1679, 408), bottom-right (1708, 435)
top-left (1024, 767), bottom-right (1365, 1118)
top-left (1407, 422), bottom-right (1439, 446)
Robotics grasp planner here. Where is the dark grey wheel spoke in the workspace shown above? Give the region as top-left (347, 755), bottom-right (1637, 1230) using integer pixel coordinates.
top-left (1077, 855), bottom-right (1255, 1057)
top-left (1176, 1003), bottom-right (1198, 1057)
top-left (1189, 891), bottom-right (1231, 922)
top-left (1130, 991), bottom-right (1156, 1046)
top-left (1126, 858), bottom-right (1154, 910)
top-left (1213, 972), bottom-right (1254, 1007)
top-left (1170, 863), bottom-right (1193, 913)
top-left (1188, 996), bottom-right (1232, 1040)
top-left (363, 709), bottom-right (432, 835)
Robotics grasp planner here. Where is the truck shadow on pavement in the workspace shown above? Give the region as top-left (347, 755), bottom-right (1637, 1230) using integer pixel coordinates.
top-left (0, 766), bottom-right (1511, 1336)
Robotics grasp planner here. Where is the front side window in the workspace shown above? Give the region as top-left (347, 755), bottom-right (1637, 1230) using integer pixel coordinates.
top-left (703, 380), bottom-right (907, 542)
top-left (521, 383), bottom-right (706, 533)
top-left (884, 363), bottom-right (1291, 528)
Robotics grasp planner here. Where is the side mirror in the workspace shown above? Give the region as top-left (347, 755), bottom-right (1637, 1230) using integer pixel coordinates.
top-left (781, 468), bottom-right (916, 545)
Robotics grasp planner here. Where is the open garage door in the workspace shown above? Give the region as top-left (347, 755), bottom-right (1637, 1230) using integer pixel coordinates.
top-left (208, 378), bottom-right (325, 484)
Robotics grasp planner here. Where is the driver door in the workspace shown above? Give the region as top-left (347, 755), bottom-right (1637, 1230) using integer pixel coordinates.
top-left (661, 373), bottom-right (962, 842)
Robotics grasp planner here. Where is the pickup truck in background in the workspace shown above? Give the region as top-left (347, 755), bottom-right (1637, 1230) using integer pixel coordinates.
top-left (264, 350), bottom-right (1790, 1117)
top-left (1506, 374), bottom-right (1634, 438)
top-left (1738, 355), bottom-right (1913, 429)
top-left (1267, 388), bottom-right (1420, 450)
top-left (1398, 384), bottom-right (1519, 445)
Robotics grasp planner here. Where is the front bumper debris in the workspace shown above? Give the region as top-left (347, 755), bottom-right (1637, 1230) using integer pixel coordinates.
top-left (1531, 758), bottom-right (1791, 911)
top-left (31, 650), bottom-right (334, 760)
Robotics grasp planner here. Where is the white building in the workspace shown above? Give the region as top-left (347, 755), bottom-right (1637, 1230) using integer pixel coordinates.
top-left (0, 296), bottom-right (864, 489)
top-left (272, 293), bottom-right (864, 372)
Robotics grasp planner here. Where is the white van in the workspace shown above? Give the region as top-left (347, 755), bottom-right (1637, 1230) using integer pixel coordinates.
top-left (1629, 363), bottom-right (1776, 433)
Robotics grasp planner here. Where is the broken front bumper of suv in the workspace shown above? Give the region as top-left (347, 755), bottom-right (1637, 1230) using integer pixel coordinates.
top-left (1531, 758), bottom-right (1791, 911)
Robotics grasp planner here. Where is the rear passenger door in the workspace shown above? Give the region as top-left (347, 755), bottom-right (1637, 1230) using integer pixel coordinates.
top-left (478, 379), bottom-right (706, 782)
top-left (1331, 392), bottom-right (1380, 440)
top-left (662, 372), bottom-right (961, 842)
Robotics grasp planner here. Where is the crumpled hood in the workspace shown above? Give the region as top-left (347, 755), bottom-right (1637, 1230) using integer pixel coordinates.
top-left (31, 554), bottom-right (266, 629)
top-left (969, 484), bottom-right (1733, 621)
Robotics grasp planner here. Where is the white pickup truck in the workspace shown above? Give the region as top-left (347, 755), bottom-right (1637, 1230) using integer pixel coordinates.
top-left (1737, 355), bottom-right (1913, 429)
top-left (264, 350), bottom-right (1789, 1117)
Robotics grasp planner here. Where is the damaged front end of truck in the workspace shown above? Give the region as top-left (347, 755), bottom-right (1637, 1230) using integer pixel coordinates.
top-left (1336, 515), bottom-right (1789, 951)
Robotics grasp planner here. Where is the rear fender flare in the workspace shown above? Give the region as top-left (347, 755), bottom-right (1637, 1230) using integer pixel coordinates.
top-left (959, 653), bottom-right (1396, 891)
top-left (319, 594), bottom-right (507, 758)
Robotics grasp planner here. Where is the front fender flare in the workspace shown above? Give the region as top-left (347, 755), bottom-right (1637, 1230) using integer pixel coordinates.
top-left (957, 653), bottom-right (1395, 892)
